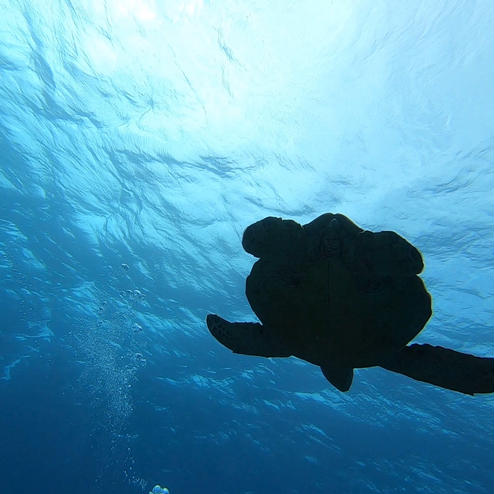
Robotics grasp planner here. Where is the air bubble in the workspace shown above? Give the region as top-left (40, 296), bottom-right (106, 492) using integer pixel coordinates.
top-left (150, 486), bottom-right (169, 494)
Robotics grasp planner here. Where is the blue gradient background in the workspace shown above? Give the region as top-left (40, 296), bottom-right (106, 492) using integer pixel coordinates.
top-left (0, 1), bottom-right (493, 493)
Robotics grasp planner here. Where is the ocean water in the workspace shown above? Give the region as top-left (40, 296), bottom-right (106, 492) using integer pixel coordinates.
top-left (0, 1), bottom-right (493, 493)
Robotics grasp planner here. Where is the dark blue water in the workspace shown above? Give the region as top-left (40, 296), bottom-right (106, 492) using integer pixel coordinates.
top-left (1, 1), bottom-right (493, 493)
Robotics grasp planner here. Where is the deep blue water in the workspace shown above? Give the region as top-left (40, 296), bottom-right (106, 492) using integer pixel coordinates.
top-left (1, 1), bottom-right (493, 493)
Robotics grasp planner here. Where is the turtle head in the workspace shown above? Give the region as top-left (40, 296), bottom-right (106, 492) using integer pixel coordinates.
top-left (242, 216), bottom-right (305, 258)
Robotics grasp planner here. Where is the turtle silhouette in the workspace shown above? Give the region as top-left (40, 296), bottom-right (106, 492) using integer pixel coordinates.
top-left (206, 213), bottom-right (494, 395)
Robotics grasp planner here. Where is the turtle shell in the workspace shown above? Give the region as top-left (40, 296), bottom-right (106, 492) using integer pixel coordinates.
top-left (244, 214), bottom-right (432, 368)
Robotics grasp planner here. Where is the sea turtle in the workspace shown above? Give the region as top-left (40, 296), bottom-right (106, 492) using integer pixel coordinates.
top-left (206, 213), bottom-right (494, 395)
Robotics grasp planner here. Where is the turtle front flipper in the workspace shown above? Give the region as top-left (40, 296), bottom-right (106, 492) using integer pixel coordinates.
top-left (206, 314), bottom-right (292, 357)
top-left (380, 344), bottom-right (494, 395)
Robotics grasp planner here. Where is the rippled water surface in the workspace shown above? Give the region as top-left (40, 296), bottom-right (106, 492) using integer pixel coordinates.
top-left (0, 1), bottom-right (493, 493)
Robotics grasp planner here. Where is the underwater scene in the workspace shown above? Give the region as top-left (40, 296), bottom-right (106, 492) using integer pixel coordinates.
top-left (0, 1), bottom-right (493, 493)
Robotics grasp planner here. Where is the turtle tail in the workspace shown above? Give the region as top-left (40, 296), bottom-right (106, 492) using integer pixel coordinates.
top-left (380, 344), bottom-right (494, 395)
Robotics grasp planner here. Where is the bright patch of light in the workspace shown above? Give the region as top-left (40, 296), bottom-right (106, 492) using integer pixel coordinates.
top-left (113, 0), bottom-right (157, 22)
top-left (83, 34), bottom-right (117, 74)
top-left (162, 0), bottom-right (204, 22)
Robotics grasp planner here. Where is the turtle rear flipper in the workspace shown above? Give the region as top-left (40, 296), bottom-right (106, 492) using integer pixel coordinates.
top-left (206, 314), bottom-right (292, 357)
top-left (380, 344), bottom-right (494, 395)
